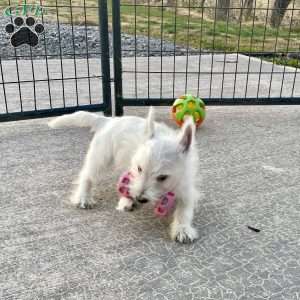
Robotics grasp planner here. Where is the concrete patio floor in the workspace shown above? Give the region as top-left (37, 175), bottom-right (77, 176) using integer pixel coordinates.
top-left (1, 106), bottom-right (300, 299)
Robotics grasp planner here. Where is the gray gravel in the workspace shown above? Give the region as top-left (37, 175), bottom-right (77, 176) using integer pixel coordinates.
top-left (0, 19), bottom-right (198, 59)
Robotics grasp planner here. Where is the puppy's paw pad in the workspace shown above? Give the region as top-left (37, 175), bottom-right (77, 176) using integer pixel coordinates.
top-left (171, 225), bottom-right (198, 243)
top-left (116, 197), bottom-right (134, 212)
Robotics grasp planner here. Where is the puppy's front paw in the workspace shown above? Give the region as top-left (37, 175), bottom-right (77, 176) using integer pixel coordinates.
top-left (71, 192), bottom-right (95, 209)
top-left (170, 223), bottom-right (198, 243)
top-left (116, 197), bottom-right (134, 212)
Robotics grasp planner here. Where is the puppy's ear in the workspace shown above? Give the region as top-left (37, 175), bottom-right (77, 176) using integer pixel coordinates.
top-left (145, 107), bottom-right (155, 139)
top-left (178, 116), bottom-right (195, 153)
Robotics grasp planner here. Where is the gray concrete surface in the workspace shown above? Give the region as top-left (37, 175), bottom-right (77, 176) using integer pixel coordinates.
top-left (1, 106), bottom-right (300, 299)
top-left (1, 55), bottom-right (300, 114)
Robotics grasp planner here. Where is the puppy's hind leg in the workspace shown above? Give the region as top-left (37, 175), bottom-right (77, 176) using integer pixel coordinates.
top-left (71, 134), bottom-right (112, 209)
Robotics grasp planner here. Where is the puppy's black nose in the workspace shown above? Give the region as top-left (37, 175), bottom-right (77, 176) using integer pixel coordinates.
top-left (137, 198), bottom-right (149, 204)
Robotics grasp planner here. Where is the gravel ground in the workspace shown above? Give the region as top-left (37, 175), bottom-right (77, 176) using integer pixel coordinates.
top-left (0, 19), bottom-right (198, 60)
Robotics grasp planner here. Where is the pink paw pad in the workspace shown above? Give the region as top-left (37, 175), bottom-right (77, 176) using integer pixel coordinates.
top-left (154, 192), bottom-right (175, 217)
top-left (117, 171), bottom-right (133, 199)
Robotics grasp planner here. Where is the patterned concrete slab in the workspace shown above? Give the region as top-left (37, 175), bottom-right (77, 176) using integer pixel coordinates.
top-left (1, 106), bottom-right (300, 299)
top-left (121, 54), bottom-right (300, 100)
top-left (1, 55), bottom-right (300, 114)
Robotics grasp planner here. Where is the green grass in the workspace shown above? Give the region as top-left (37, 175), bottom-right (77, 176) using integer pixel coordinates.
top-left (119, 5), bottom-right (299, 54)
top-left (7, 0), bottom-right (299, 66)
top-left (265, 57), bottom-right (300, 68)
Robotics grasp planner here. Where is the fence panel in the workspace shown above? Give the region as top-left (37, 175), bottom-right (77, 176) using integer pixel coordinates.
top-left (113, 0), bottom-right (300, 115)
top-left (0, 0), bottom-right (111, 122)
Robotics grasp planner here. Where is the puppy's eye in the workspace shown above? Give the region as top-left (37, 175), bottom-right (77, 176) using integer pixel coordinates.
top-left (138, 166), bottom-right (142, 173)
top-left (156, 175), bottom-right (169, 182)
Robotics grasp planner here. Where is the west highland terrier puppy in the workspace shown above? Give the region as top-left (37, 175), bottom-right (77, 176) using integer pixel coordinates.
top-left (48, 108), bottom-right (201, 243)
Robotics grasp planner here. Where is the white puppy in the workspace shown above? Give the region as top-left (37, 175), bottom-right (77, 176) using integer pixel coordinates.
top-left (49, 108), bottom-right (201, 243)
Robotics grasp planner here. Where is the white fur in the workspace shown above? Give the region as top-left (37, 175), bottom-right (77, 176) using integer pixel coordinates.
top-left (49, 109), bottom-right (202, 243)
top-left (116, 197), bottom-right (134, 211)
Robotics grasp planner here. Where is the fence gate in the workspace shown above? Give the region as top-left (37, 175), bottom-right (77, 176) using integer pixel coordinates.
top-left (112, 0), bottom-right (300, 116)
top-left (0, 0), bottom-right (111, 122)
top-left (1, 0), bottom-right (300, 121)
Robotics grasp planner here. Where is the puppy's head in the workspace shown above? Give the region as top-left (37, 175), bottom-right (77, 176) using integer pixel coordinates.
top-left (128, 108), bottom-right (195, 204)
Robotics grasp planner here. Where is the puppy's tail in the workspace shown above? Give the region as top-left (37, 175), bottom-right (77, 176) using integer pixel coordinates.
top-left (48, 111), bottom-right (108, 132)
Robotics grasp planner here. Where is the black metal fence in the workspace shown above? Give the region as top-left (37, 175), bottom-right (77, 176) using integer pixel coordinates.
top-left (114, 0), bottom-right (300, 115)
top-left (0, 0), bottom-right (111, 121)
top-left (0, 0), bottom-right (300, 121)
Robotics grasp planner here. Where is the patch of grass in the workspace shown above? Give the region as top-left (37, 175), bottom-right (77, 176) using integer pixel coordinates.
top-left (5, 0), bottom-right (299, 56)
top-left (1, 0), bottom-right (100, 25)
top-left (264, 57), bottom-right (300, 68)
top-left (119, 5), bottom-right (299, 53)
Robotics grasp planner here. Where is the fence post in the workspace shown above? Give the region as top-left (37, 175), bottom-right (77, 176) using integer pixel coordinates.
top-left (99, 0), bottom-right (112, 116)
top-left (112, 0), bottom-right (124, 116)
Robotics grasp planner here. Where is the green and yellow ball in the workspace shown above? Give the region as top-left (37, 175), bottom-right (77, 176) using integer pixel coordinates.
top-left (172, 94), bottom-right (206, 128)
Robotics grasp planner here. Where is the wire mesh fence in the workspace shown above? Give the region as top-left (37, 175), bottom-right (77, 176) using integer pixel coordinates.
top-left (0, 0), bottom-right (299, 120)
top-left (0, 0), bottom-right (111, 121)
top-left (114, 0), bottom-right (300, 114)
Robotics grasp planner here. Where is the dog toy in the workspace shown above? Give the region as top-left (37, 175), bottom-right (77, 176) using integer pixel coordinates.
top-left (154, 192), bottom-right (175, 217)
top-left (117, 171), bottom-right (175, 217)
top-left (117, 171), bottom-right (134, 200)
top-left (172, 94), bottom-right (206, 128)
